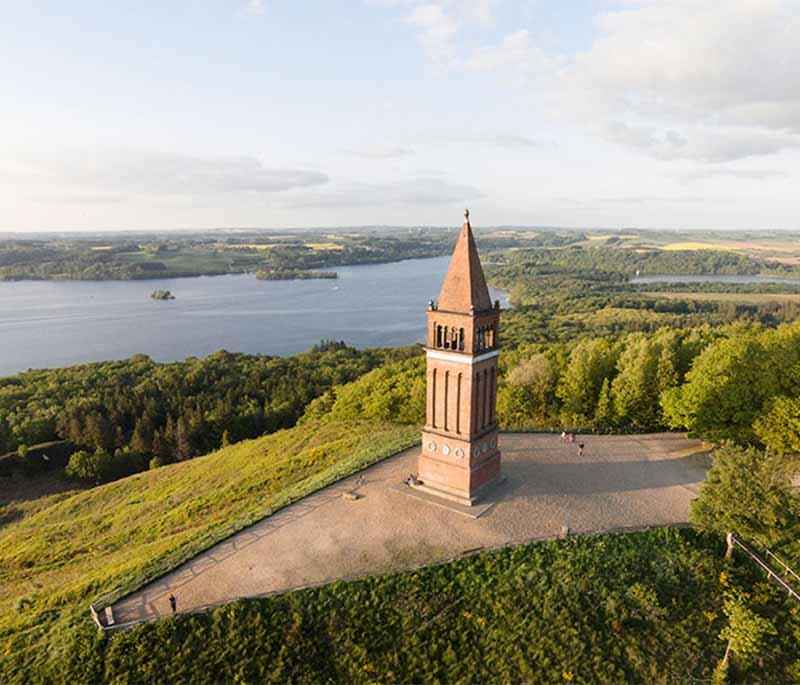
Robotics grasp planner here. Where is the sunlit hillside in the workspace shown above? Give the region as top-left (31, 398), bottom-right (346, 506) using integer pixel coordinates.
top-left (0, 420), bottom-right (418, 681)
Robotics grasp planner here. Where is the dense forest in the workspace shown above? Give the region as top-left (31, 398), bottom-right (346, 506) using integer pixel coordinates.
top-left (298, 320), bottom-right (800, 450)
top-left (0, 343), bottom-right (420, 481)
top-left (308, 325), bottom-right (799, 440)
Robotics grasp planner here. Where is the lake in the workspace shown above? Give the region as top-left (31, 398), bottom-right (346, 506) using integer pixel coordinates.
top-left (0, 257), bottom-right (507, 376)
top-left (630, 274), bottom-right (800, 285)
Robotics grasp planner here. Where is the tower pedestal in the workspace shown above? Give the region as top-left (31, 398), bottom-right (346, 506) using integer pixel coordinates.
top-left (417, 427), bottom-right (502, 506)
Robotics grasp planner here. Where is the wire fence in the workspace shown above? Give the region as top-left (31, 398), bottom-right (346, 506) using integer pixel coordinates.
top-left (728, 533), bottom-right (800, 602)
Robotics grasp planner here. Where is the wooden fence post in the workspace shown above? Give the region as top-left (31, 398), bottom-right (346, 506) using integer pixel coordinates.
top-left (725, 532), bottom-right (734, 561)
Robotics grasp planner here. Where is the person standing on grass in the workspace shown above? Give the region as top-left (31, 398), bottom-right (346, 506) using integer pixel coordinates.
top-left (169, 594), bottom-right (177, 614)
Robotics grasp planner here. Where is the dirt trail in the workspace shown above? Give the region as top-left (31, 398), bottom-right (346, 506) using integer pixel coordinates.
top-left (112, 432), bottom-right (708, 625)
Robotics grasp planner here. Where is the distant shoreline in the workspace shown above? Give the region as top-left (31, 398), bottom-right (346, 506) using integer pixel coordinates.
top-left (256, 269), bottom-right (338, 281)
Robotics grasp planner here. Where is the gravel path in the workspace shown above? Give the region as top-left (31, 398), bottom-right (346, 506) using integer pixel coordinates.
top-left (112, 432), bottom-right (708, 625)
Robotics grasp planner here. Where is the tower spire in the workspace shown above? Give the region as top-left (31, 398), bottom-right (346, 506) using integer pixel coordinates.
top-left (437, 210), bottom-right (492, 313)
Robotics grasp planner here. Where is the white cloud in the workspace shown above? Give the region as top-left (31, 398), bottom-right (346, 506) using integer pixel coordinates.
top-left (351, 132), bottom-right (544, 155)
top-left (465, 30), bottom-right (556, 78)
top-left (396, 0), bottom-right (800, 165)
top-left (575, 0), bottom-right (800, 130)
top-left (346, 145), bottom-right (415, 160)
top-left (441, 132), bottom-right (544, 150)
top-left (680, 167), bottom-right (787, 182)
top-left (604, 121), bottom-right (800, 163)
top-left (281, 177), bottom-right (482, 208)
top-left (389, 0), bottom-right (501, 69)
top-left (3, 149), bottom-right (329, 197)
top-left (406, 3), bottom-right (460, 68)
top-left (565, 1), bottom-right (800, 161)
top-left (468, 0), bottom-right (498, 26)
top-left (243, 0), bottom-right (265, 15)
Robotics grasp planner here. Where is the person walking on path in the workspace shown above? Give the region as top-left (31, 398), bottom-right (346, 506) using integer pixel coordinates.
top-left (169, 594), bottom-right (177, 614)
top-left (560, 431), bottom-right (566, 443)
top-left (567, 432), bottom-right (574, 444)
top-left (578, 442), bottom-right (585, 457)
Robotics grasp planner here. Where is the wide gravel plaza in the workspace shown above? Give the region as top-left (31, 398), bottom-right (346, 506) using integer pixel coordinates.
top-left (113, 432), bottom-right (708, 625)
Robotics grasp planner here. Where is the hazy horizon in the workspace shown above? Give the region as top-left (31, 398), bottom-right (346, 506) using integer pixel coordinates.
top-left (5, 223), bottom-right (798, 240)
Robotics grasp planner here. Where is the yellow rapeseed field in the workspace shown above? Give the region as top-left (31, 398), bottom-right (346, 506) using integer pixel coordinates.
top-left (308, 242), bottom-right (345, 251)
top-left (660, 241), bottom-right (738, 251)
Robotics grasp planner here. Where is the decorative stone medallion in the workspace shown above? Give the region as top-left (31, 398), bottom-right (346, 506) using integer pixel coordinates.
top-left (427, 441), bottom-right (437, 452)
top-left (442, 444), bottom-right (451, 456)
top-left (454, 448), bottom-right (464, 459)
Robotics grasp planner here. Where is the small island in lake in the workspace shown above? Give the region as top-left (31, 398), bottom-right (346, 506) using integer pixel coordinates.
top-left (255, 269), bottom-right (338, 281)
top-left (150, 289), bottom-right (175, 300)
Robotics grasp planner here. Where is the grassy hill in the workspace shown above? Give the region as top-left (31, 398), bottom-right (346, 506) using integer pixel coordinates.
top-left (0, 419), bottom-right (418, 681)
top-left (33, 528), bottom-right (800, 683)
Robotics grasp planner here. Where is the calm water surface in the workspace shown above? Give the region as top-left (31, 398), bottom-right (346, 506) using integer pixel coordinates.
top-left (0, 257), bottom-right (507, 376)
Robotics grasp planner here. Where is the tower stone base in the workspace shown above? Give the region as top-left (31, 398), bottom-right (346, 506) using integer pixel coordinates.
top-left (417, 427), bottom-right (502, 506)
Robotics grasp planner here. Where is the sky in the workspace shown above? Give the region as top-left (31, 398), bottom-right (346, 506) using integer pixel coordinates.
top-left (1, 0), bottom-right (799, 232)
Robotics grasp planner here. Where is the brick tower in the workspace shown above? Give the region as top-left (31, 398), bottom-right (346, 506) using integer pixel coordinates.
top-left (417, 210), bottom-right (502, 505)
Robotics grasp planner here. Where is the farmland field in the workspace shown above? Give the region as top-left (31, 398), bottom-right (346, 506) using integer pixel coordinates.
top-left (643, 291), bottom-right (800, 305)
top-left (661, 241), bottom-right (735, 251)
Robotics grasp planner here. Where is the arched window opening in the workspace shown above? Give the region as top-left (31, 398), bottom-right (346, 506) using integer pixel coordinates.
top-left (482, 368), bottom-right (489, 427)
top-left (474, 372), bottom-right (481, 433)
top-left (436, 325), bottom-right (443, 348)
top-left (431, 369), bottom-right (437, 428)
top-left (458, 328), bottom-right (465, 351)
top-left (490, 368), bottom-right (497, 423)
top-left (456, 372), bottom-right (462, 433)
top-left (443, 370), bottom-right (449, 431)
top-left (443, 371), bottom-right (450, 430)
